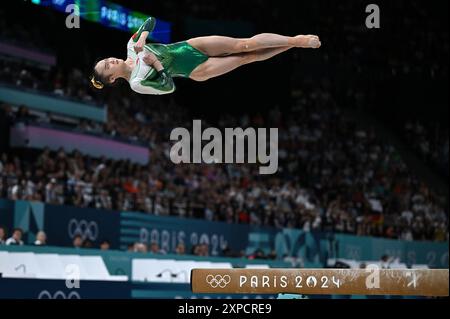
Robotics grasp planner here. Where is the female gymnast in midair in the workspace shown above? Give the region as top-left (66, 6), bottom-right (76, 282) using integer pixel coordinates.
top-left (91, 17), bottom-right (321, 95)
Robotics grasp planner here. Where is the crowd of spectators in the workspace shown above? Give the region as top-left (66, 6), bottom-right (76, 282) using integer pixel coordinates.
top-left (1, 83), bottom-right (448, 242)
top-left (403, 120), bottom-right (449, 177)
top-left (0, 224), bottom-right (252, 259)
top-left (0, 226), bottom-right (47, 246)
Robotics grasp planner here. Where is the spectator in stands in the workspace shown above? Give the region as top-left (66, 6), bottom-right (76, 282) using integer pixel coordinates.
top-left (149, 241), bottom-right (167, 255)
top-left (100, 239), bottom-right (111, 250)
top-left (127, 243), bottom-right (134, 252)
top-left (199, 244), bottom-right (210, 257)
top-left (83, 239), bottom-right (94, 249)
top-left (267, 250), bottom-right (277, 260)
top-left (16, 105), bottom-right (32, 121)
top-left (45, 178), bottom-right (59, 205)
top-left (175, 243), bottom-right (186, 255)
top-left (134, 242), bottom-right (148, 253)
top-left (72, 234), bottom-right (83, 249)
top-left (192, 244), bottom-right (209, 257)
top-left (221, 244), bottom-right (243, 258)
top-left (248, 248), bottom-right (267, 260)
top-left (34, 230), bottom-right (47, 245)
top-left (221, 244), bottom-right (232, 257)
top-left (5, 228), bottom-right (24, 245)
top-left (0, 225), bottom-right (6, 245)
top-left (192, 244), bottom-right (201, 256)
top-left (434, 224), bottom-right (448, 242)
top-left (149, 242), bottom-right (159, 254)
top-left (380, 255), bottom-right (393, 269)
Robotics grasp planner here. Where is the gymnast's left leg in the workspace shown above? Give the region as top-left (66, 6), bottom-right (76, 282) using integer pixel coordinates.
top-left (187, 33), bottom-right (320, 57)
top-left (190, 46), bottom-right (293, 82)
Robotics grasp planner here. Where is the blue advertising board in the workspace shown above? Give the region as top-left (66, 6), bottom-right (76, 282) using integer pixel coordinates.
top-left (43, 203), bottom-right (121, 248)
top-left (32, 0), bottom-right (171, 43)
top-left (4, 200), bottom-right (121, 248)
top-left (1, 199), bottom-right (448, 267)
top-left (275, 228), bottom-right (449, 268)
top-left (119, 212), bottom-right (276, 256)
top-left (0, 278), bottom-right (130, 299)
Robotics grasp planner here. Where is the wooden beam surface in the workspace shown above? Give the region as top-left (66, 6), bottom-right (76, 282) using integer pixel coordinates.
top-left (191, 268), bottom-right (449, 296)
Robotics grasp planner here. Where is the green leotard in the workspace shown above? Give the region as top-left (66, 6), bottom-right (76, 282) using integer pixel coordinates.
top-left (127, 17), bottom-right (209, 95)
top-left (145, 42), bottom-right (210, 78)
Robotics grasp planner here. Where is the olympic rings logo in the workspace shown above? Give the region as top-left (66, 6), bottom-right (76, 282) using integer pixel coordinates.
top-left (68, 219), bottom-right (99, 241)
top-left (38, 290), bottom-right (81, 299)
top-left (206, 275), bottom-right (231, 288)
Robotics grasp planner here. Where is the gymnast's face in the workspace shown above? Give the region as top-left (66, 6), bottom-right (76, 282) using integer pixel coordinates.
top-left (95, 57), bottom-right (124, 83)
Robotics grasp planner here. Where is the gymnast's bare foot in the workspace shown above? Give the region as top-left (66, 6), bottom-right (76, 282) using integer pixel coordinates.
top-left (293, 35), bottom-right (321, 48)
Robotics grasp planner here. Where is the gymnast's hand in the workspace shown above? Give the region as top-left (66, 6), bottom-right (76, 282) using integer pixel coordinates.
top-left (142, 52), bottom-right (159, 66)
top-left (134, 38), bottom-right (146, 53)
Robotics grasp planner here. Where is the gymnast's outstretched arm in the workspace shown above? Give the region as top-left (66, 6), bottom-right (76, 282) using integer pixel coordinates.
top-left (129, 17), bottom-right (157, 53)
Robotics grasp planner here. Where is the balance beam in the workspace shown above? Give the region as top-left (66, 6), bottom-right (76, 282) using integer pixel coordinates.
top-left (191, 268), bottom-right (449, 296)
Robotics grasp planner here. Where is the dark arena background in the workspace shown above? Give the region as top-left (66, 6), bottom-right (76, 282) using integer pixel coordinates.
top-left (0, 0), bottom-right (448, 308)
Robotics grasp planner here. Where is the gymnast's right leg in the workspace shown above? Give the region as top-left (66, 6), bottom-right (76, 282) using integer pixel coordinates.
top-left (187, 34), bottom-right (320, 57)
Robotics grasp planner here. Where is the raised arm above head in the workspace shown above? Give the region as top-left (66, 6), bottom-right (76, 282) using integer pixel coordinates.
top-left (131, 17), bottom-right (157, 53)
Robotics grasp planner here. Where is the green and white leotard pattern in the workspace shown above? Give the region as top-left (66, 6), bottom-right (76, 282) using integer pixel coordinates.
top-left (128, 17), bottom-right (209, 95)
